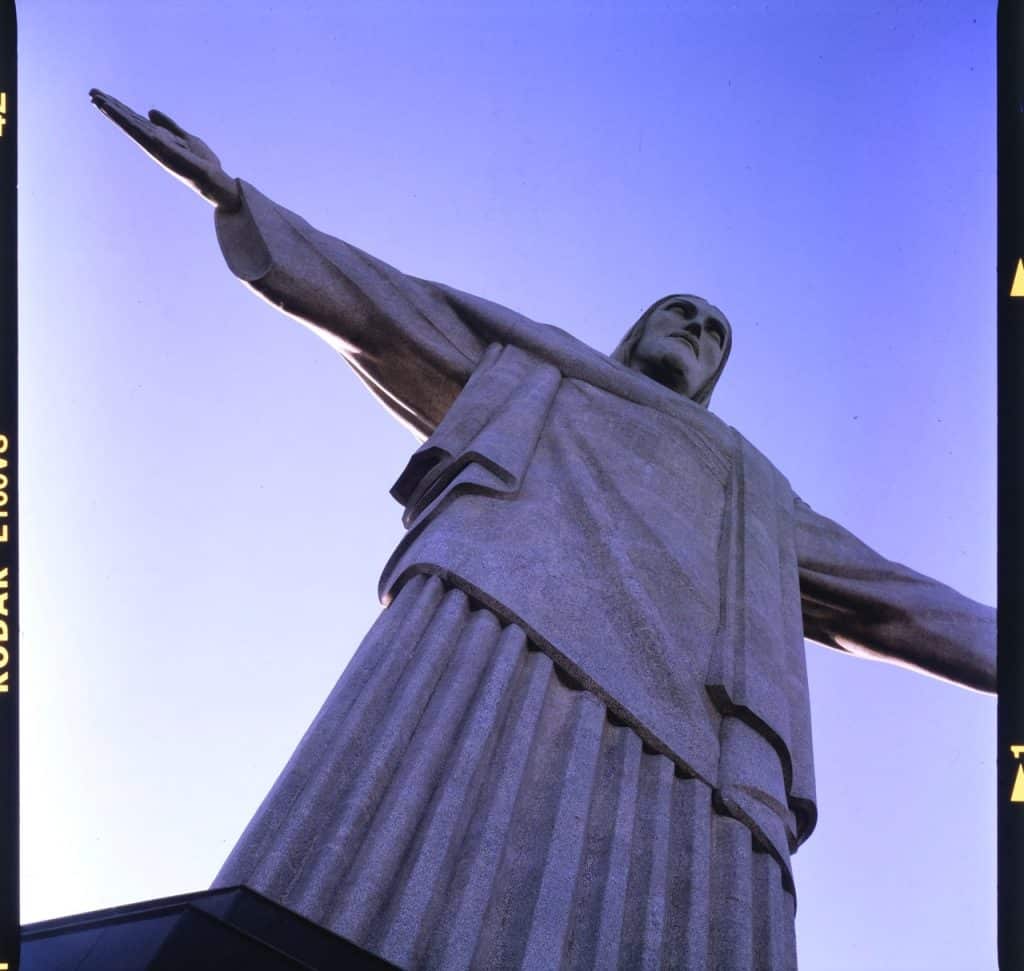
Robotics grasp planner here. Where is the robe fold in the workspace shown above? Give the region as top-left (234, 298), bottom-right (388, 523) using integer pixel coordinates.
top-left (211, 181), bottom-right (995, 969)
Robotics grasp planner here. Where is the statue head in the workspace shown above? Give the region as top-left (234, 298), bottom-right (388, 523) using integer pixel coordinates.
top-left (612, 294), bottom-right (732, 407)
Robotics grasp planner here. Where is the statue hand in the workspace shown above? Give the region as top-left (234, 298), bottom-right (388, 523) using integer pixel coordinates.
top-left (89, 89), bottom-right (241, 210)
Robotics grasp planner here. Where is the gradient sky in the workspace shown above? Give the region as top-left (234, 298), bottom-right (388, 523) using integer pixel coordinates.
top-left (17, 3), bottom-right (996, 968)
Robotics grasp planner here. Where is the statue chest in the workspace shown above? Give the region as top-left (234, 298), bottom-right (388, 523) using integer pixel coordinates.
top-left (382, 345), bottom-right (752, 786)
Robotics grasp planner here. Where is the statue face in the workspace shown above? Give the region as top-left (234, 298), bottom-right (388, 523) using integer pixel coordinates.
top-left (629, 296), bottom-right (731, 400)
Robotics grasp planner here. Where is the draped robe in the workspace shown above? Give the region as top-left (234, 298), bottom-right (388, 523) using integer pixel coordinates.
top-left (210, 182), bottom-right (995, 970)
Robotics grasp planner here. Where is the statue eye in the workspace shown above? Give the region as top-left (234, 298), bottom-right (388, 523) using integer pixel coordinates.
top-left (706, 322), bottom-right (725, 347)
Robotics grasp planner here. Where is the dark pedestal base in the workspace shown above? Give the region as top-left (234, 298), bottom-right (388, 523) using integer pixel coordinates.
top-left (21, 885), bottom-right (397, 970)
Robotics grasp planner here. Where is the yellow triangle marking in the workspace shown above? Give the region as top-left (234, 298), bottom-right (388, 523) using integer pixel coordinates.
top-left (1012, 764), bottom-right (1024, 802)
top-left (1012, 259), bottom-right (1024, 297)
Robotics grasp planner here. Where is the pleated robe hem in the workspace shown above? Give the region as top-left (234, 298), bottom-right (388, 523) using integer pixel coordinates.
top-left (213, 574), bottom-right (799, 971)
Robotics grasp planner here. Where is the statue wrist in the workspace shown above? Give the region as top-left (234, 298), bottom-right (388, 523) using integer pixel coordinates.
top-left (205, 170), bottom-right (241, 212)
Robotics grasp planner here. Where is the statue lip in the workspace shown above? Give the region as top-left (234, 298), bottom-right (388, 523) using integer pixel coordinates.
top-left (670, 331), bottom-right (700, 357)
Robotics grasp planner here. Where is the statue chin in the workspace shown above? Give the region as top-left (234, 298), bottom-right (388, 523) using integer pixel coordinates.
top-left (631, 355), bottom-right (693, 398)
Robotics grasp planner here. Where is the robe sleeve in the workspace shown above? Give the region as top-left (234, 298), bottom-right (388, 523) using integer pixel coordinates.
top-left (794, 497), bottom-right (996, 693)
top-left (213, 180), bottom-right (534, 439)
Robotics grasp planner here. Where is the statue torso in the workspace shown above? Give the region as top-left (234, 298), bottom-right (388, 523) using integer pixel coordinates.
top-left (382, 343), bottom-right (803, 793)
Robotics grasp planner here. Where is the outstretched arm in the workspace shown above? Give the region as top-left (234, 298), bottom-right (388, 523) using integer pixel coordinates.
top-left (90, 91), bottom-right (534, 438)
top-left (795, 497), bottom-right (995, 694)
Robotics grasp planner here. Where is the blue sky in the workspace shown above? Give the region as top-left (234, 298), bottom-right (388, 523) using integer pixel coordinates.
top-left (17, 3), bottom-right (995, 968)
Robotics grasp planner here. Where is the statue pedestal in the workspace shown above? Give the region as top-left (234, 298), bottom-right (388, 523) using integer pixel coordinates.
top-left (21, 886), bottom-right (396, 970)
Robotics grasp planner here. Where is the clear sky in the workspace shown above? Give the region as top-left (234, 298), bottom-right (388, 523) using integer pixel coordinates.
top-left (17, 2), bottom-right (995, 968)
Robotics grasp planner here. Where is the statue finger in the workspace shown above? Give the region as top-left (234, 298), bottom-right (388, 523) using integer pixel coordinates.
top-left (88, 87), bottom-right (117, 109)
top-left (96, 102), bottom-right (151, 142)
top-left (148, 108), bottom-right (190, 139)
top-left (90, 89), bottom-right (156, 141)
top-left (90, 89), bottom-right (145, 123)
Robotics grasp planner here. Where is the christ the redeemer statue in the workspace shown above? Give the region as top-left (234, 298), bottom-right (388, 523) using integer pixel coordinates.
top-left (90, 90), bottom-right (995, 971)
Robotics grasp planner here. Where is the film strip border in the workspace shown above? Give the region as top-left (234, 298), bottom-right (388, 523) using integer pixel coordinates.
top-left (0, 2), bottom-right (13, 967)
top-left (0, 2), bottom-right (14, 969)
top-left (1001, 2), bottom-right (1024, 966)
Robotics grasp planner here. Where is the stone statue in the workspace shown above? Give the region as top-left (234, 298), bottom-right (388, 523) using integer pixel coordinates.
top-left (89, 90), bottom-right (996, 970)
